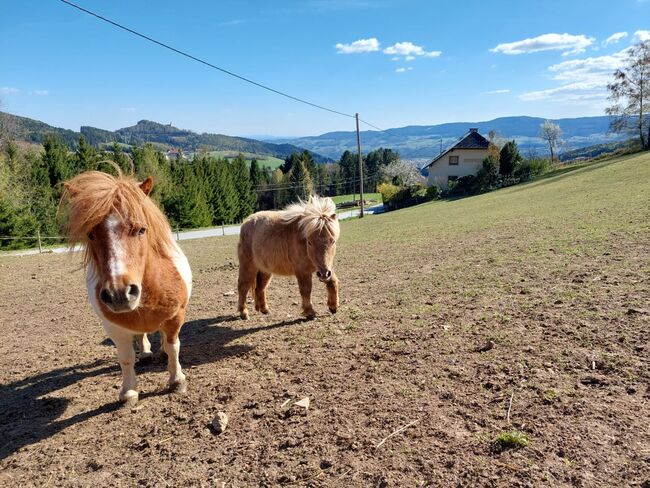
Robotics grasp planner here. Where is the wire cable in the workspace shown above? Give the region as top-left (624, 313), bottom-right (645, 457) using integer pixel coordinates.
top-left (58, 0), bottom-right (356, 120)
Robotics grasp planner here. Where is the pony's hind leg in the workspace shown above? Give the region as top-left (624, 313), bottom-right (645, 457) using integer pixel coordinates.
top-left (237, 263), bottom-right (257, 320)
top-left (103, 321), bottom-right (138, 405)
top-left (254, 271), bottom-right (272, 314)
top-left (296, 272), bottom-right (316, 319)
top-left (135, 333), bottom-right (153, 362)
top-left (161, 311), bottom-right (187, 394)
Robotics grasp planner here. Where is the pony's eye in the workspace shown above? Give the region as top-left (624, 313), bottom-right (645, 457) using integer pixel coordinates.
top-left (87, 232), bottom-right (94, 241)
top-left (137, 227), bottom-right (147, 236)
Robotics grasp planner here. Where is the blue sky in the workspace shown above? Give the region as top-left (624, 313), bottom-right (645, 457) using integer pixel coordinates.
top-left (1, 0), bottom-right (648, 137)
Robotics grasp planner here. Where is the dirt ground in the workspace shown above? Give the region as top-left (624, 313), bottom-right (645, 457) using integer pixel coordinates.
top-left (1, 157), bottom-right (649, 487)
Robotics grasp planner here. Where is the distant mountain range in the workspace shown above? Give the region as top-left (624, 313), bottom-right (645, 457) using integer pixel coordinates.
top-left (0, 112), bottom-right (330, 162)
top-left (270, 115), bottom-right (627, 160)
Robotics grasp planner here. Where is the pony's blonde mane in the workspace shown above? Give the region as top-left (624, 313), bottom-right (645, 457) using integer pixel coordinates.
top-left (280, 195), bottom-right (340, 239)
top-left (61, 170), bottom-right (174, 266)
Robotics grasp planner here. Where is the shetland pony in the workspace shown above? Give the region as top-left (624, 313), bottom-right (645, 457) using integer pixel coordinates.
top-left (237, 195), bottom-right (340, 319)
top-left (62, 171), bottom-right (192, 405)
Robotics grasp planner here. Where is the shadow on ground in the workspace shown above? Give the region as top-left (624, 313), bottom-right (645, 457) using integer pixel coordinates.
top-left (0, 315), bottom-right (304, 460)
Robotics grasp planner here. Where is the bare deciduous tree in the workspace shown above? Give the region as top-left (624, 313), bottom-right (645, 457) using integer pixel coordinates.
top-left (539, 120), bottom-right (562, 162)
top-left (606, 40), bottom-right (650, 150)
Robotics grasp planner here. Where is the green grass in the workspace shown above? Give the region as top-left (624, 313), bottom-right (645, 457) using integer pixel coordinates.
top-left (331, 192), bottom-right (382, 205)
top-left (204, 151), bottom-right (284, 169)
top-left (494, 431), bottom-right (530, 450)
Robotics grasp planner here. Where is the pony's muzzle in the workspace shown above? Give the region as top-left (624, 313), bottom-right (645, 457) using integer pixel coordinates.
top-left (100, 284), bottom-right (141, 312)
top-left (316, 270), bottom-right (332, 282)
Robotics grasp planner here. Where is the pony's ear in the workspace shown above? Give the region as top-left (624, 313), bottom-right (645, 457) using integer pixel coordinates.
top-left (63, 182), bottom-right (78, 198)
top-left (330, 213), bottom-right (337, 220)
top-left (139, 176), bottom-right (154, 196)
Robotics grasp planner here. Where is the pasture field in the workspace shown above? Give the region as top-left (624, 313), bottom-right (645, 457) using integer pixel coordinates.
top-left (205, 150), bottom-right (284, 169)
top-left (331, 192), bottom-right (382, 206)
top-left (1, 153), bottom-right (649, 486)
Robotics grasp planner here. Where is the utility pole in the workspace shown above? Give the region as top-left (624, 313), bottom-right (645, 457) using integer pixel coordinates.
top-left (355, 113), bottom-right (364, 218)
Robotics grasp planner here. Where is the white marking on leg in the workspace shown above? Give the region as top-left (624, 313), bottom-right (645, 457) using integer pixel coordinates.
top-left (163, 338), bottom-right (185, 386)
top-left (103, 321), bottom-right (138, 402)
top-left (105, 213), bottom-right (126, 284)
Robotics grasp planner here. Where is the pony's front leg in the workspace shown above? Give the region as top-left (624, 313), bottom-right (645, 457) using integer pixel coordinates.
top-left (103, 321), bottom-right (138, 405)
top-left (161, 312), bottom-right (187, 394)
top-left (296, 273), bottom-right (316, 319)
top-left (237, 264), bottom-right (256, 320)
top-left (326, 272), bottom-right (339, 314)
top-left (135, 333), bottom-right (153, 362)
top-left (254, 271), bottom-right (272, 314)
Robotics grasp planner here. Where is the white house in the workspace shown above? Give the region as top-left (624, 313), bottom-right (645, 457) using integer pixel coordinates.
top-left (422, 128), bottom-right (490, 188)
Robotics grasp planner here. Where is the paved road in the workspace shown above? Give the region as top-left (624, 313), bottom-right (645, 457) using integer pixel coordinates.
top-left (1, 204), bottom-right (384, 258)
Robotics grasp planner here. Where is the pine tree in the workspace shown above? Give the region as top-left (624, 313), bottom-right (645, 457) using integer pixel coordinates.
top-left (287, 157), bottom-right (313, 203)
top-left (75, 135), bottom-right (98, 172)
top-left (249, 158), bottom-right (263, 187)
top-left (499, 140), bottom-right (522, 177)
top-left (231, 154), bottom-right (256, 219)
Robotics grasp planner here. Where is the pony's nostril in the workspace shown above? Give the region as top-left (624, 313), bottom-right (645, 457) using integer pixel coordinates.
top-left (326, 270), bottom-right (332, 278)
top-left (100, 289), bottom-right (112, 305)
top-left (127, 284), bottom-right (140, 301)
top-left (316, 271), bottom-right (322, 277)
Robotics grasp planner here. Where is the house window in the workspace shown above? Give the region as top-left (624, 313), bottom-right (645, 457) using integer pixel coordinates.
top-left (449, 155), bottom-right (459, 165)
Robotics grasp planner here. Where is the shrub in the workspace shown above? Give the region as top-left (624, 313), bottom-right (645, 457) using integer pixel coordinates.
top-left (425, 185), bottom-right (441, 200)
top-left (515, 159), bottom-right (551, 182)
top-left (493, 430), bottom-right (530, 452)
top-left (377, 182), bottom-right (400, 204)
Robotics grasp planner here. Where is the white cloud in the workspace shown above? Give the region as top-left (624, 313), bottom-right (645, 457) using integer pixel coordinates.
top-left (491, 33), bottom-right (595, 56)
top-left (519, 47), bottom-right (630, 102)
top-left (335, 38), bottom-right (380, 54)
top-left (0, 87), bottom-right (19, 94)
top-left (481, 89), bottom-right (510, 95)
top-left (395, 67), bottom-right (413, 73)
top-left (31, 90), bottom-right (49, 96)
top-left (391, 56), bottom-right (400, 61)
top-left (634, 30), bottom-right (650, 42)
top-left (603, 31), bottom-right (628, 46)
top-left (383, 41), bottom-right (441, 61)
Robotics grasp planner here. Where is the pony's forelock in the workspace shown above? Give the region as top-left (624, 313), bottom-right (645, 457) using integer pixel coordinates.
top-left (281, 195), bottom-right (340, 240)
top-left (61, 170), bottom-right (174, 266)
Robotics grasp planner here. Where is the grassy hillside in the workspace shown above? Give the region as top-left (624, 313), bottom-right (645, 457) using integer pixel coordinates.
top-left (1, 152), bottom-right (648, 485)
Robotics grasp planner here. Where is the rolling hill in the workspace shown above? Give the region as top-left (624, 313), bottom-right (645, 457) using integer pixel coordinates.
top-left (272, 115), bottom-right (628, 160)
top-left (0, 112), bottom-right (330, 162)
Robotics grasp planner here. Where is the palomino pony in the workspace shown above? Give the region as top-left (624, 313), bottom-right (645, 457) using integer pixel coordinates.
top-left (62, 170), bottom-right (192, 405)
top-left (237, 195), bottom-right (340, 320)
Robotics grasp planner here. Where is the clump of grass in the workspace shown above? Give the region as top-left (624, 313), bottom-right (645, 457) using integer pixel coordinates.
top-left (493, 430), bottom-right (530, 452)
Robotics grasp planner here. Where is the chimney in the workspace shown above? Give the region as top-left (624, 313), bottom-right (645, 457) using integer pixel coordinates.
top-left (469, 128), bottom-right (478, 133)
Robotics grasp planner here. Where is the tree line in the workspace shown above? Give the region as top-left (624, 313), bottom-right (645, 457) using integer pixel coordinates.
top-left (0, 133), bottom-right (402, 249)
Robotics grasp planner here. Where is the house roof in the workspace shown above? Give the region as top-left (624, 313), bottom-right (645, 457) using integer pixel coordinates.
top-left (422, 129), bottom-right (490, 170)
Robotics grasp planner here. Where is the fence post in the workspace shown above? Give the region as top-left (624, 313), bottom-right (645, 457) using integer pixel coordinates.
top-left (222, 223), bottom-right (225, 236)
top-left (37, 230), bottom-right (42, 253)
top-left (176, 226), bottom-right (180, 241)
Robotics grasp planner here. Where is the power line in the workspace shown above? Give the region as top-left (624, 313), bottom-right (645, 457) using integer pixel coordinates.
top-left (58, 0), bottom-right (390, 133)
top-left (58, 0), bottom-right (355, 120)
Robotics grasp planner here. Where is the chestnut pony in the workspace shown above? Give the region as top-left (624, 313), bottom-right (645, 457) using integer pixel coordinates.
top-left (62, 170), bottom-right (192, 405)
top-left (237, 195), bottom-right (340, 319)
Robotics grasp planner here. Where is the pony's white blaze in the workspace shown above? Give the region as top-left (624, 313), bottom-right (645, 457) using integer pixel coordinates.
top-left (105, 213), bottom-right (126, 282)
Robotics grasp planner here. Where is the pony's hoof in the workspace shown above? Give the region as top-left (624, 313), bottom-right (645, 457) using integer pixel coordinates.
top-left (120, 389), bottom-right (139, 406)
top-left (304, 311), bottom-right (317, 320)
top-left (170, 380), bottom-right (187, 395)
top-left (240, 310), bottom-right (249, 320)
top-left (329, 307), bottom-right (337, 314)
top-left (260, 307), bottom-right (270, 315)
